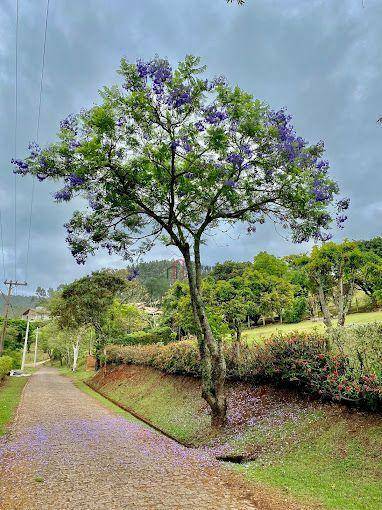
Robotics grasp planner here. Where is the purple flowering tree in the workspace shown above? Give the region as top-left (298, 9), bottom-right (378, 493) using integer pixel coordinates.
top-left (13, 55), bottom-right (347, 426)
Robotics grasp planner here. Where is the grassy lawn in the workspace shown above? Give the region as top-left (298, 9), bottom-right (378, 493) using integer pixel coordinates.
top-left (0, 376), bottom-right (29, 436)
top-left (237, 416), bottom-right (382, 510)
top-left (242, 310), bottom-right (382, 345)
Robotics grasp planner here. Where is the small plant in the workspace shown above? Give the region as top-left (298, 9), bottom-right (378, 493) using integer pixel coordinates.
top-left (0, 356), bottom-right (13, 381)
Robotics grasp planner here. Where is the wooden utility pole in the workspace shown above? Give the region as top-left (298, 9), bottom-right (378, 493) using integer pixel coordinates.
top-left (34, 327), bottom-right (39, 367)
top-left (0, 279), bottom-right (27, 356)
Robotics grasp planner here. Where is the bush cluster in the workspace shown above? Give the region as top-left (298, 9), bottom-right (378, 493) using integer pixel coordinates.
top-left (0, 355), bottom-right (14, 380)
top-left (113, 326), bottom-right (176, 346)
top-left (106, 333), bottom-right (382, 411)
top-left (2, 349), bottom-right (21, 369)
top-left (330, 322), bottom-right (382, 378)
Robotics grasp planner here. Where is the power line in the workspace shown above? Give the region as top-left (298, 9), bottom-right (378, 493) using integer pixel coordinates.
top-left (0, 209), bottom-right (5, 280)
top-left (25, 0), bottom-right (50, 282)
top-left (13, 0), bottom-right (19, 283)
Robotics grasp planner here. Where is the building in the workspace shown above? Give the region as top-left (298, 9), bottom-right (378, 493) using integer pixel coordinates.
top-left (21, 307), bottom-right (50, 322)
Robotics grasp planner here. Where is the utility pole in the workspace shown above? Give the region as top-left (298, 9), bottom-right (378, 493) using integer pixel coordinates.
top-left (21, 313), bottom-right (30, 371)
top-left (34, 327), bottom-right (39, 367)
top-left (0, 279), bottom-right (27, 355)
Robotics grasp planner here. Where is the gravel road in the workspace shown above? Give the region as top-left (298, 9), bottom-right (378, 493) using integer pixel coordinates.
top-left (0, 367), bottom-right (305, 510)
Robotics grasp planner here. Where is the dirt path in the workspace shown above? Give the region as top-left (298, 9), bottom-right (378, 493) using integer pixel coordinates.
top-left (0, 367), bottom-right (305, 510)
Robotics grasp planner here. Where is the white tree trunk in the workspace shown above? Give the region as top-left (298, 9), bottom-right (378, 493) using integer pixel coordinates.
top-left (72, 337), bottom-right (80, 372)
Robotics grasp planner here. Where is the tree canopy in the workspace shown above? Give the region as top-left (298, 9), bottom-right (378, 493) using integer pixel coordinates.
top-left (14, 54), bottom-right (345, 426)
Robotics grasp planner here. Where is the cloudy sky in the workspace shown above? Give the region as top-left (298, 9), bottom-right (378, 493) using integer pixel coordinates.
top-left (0, 0), bottom-right (381, 293)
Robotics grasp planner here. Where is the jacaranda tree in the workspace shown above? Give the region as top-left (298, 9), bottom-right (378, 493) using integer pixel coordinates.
top-left (13, 55), bottom-right (347, 425)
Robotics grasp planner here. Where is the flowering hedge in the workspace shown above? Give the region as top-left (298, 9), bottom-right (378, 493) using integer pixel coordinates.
top-left (0, 356), bottom-right (13, 381)
top-left (106, 333), bottom-right (382, 411)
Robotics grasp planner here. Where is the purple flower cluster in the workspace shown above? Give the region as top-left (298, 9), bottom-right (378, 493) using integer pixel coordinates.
top-left (181, 137), bottom-right (192, 152)
top-left (167, 86), bottom-right (192, 108)
top-left (240, 144), bottom-right (252, 158)
top-left (28, 141), bottom-right (42, 157)
top-left (11, 158), bottom-right (29, 175)
top-left (316, 159), bottom-right (329, 173)
top-left (268, 108), bottom-right (306, 162)
top-left (226, 152), bottom-right (244, 167)
top-left (312, 178), bottom-right (333, 203)
top-left (60, 113), bottom-right (78, 133)
top-left (224, 179), bottom-right (237, 188)
top-left (135, 57), bottom-right (172, 94)
top-left (337, 198), bottom-right (350, 211)
top-left (204, 106), bottom-right (227, 125)
top-left (69, 140), bottom-right (81, 151)
top-left (66, 174), bottom-right (85, 187)
top-left (194, 120), bottom-right (205, 132)
top-left (336, 215), bottom-right (347, 229)
top-left (54, 187), bottom-right (72, 202)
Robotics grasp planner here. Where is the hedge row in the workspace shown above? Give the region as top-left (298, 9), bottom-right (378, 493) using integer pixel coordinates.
top-left (112, 326), bottom-right (176, 346)
top-left (0, 356), bottom-right (13, 381)
top-left (106, 333), bottom-right (382, 411)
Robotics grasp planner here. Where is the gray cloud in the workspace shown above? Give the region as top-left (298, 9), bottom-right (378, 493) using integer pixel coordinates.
top-left (0, 0), bottom-right (381, 292)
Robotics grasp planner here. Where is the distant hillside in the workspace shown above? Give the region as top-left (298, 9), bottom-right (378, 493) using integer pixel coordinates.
top-left (0, 295), bottom-right (40, 318)
top-left (126, 259), bottom-right (211, 301)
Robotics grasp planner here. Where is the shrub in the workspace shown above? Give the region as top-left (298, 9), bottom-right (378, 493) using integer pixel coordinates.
top-left (113, 326), bottom-right (176, 346)
top-left (330, 323), bottom-right (382, 378)
top-left (0, 356), bottom-right (14, 380)
top-left (106, 332), bottom-right (382, 411)
top-left (2, 349), bottom-right (21, 369)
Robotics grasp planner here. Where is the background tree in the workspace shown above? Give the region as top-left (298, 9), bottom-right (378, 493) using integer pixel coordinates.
top-left (15, 55), bottom-right (345, 425)
top-left (50, 270), bottom-right (126, 369)
top-left (104, 299), bottom-right (149, 340)
top-left (306, 241), bottom-right (365, 330)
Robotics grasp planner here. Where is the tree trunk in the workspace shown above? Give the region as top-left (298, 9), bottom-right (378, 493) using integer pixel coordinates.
top-left (317, 281), bottom-right (332, 330)
top-left (337, 275), bottom-right (345, 327)
top-left (232, 325), bottom-right (241, 362)
top-left (183, 243), bottom-right (227, 427)
top-left (338, 279), bottom-right (355, 327)
top-left (72, 336), bottom-right (80, 372)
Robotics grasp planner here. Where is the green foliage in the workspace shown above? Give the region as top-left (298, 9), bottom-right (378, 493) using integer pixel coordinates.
top-left (0, 318), bottom-right (38, 351)
top-left (209, 260), bottom-right (250, 281)
top-left (2, 349), bottom-right (21, 368)
top-left (106, 334), bottom-right (382, 411)
top-left (331, 322), bottom-right (382, 378)
top-left (0, 356), bottom-right (14, 380)
top-left (114, 326), bottom-right (176, 346)
top-left (104, 300), bottom-right (149, 340)
top-left (252, 252), bottom-right (289, 278)
top-left (0, 376), bottom-right (28, 436)
top-left (283, 297), bottom-right (308, 323)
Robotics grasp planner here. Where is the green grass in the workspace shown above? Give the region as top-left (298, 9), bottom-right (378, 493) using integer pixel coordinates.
top-left (91, 363), bottom-right (382, 510)
top-left (242, 310), bottom-right (382, 345)
top-left (0, 376), bottom-right (28, 436)
top-left (90, 366), bottom-right (210, 443)
top-left (237, 418), bottom-right (382, 510)
top-left (58, 366), bottom-right (149, 427)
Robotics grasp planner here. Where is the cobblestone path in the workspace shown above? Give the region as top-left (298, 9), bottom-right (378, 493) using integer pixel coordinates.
top-left (0, 367), bottom-right (304, 510)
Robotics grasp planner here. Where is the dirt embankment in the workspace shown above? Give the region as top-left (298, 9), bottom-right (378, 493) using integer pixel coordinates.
top-left (89, 363), bottom-right (376, 459)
